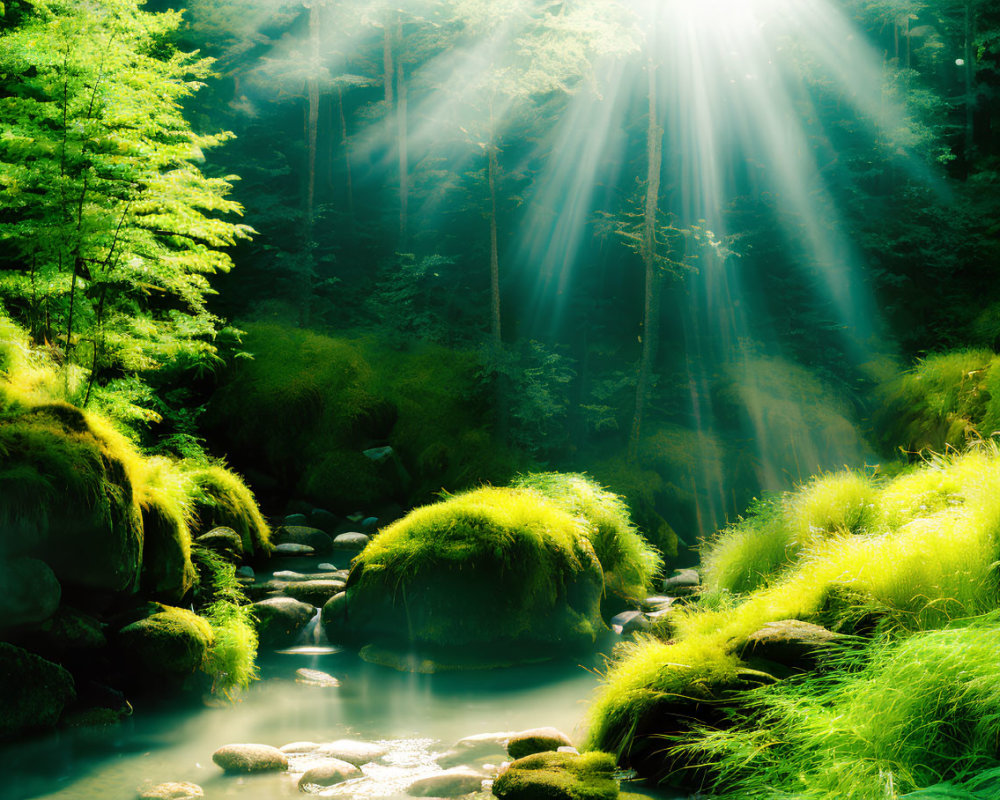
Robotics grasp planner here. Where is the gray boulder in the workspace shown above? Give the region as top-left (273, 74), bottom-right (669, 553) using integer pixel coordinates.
top-left (317, 739), bottom-right (387, 766)
top-left (252, 596), bottom-right (316, 647)
top-left (332, 532), bottom-right (370, 551)
top-left (662, 568), bottom-right (700, 596)
top-left (284, 579), bottom-right (347, 606)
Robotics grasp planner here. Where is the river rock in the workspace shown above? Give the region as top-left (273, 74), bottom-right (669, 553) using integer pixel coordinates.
top-left (0, 557), bottom-right (61, 630)
top-left (743, 619), bottom-right (846, 669)
top-left (283, 513), bottom-right (309, 527)
top-left (407, 768), bottom-right (485, 796)
top-left (609, 610), bottom-right (643, 633)
top-left (212, 743), bottom-right (288, 773)
top-left (317, 739), bottom-right (388, 766)
top-left (295, 668), bottom-right (341, 687)
top-left (437, 731), bottom-right (514, 767)
top-left (0, 642), bottom-right (76, 740)
top-left (332, 532), bottom-right (370, 551)
top-left (298, 758), bottom-right (361, 789)
top-left (137, 781), bottom-right (204, 799)
top-left (508, 727), bottom-right (574, 760)
top-left (196, 527), bottom-right (243, 562)
top-left (281, 741), bottom-right (321, 754)
top-left (309, 509), bottom-right (340, 533)
top-left (284, 579), bottom-right (347, 606)
top-left (237, 566), bottom-right (255, 580)
top-left (662, 568), bottom-right (700, 596)
top-left (272, 525), bottom-right (334, 554)
top-left (253, 596), bottom-right (316, 648)
top-left (272, 543), bottom-right (316, 557)
top-left (116, 607), bottom-right (212, 686)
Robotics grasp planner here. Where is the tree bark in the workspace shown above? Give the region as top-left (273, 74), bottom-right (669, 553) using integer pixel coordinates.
top-left (629, 56), bottom-right (664, 462)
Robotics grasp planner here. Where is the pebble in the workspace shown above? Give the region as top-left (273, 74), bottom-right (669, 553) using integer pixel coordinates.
top-left (298, 758), bottom-right (361, 790)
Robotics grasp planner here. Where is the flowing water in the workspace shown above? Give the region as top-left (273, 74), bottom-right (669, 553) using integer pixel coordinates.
top-left (0, 557), bottom-right (668, 800)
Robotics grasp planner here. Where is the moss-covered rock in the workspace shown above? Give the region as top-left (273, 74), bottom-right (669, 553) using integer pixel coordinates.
top-left (326, 487), bottom-right (606, 666)
top-left (0, 642), bottom-right (75, 740)
top-left (493, 751), bottom-right (618, 800)
top-left (0, 402), bottom-right (144, 593)
top-left (187, 465), bottom-right (270, 558)
top-left (116, 605), bottom-right (213, 685)
top-left (0, 556), bottom-right (61, 630)
top-left (136, 458), bottom-right (197, 603)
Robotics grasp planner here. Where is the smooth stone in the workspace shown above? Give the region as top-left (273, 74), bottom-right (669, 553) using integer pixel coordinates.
top-left (662, 568), bottom-right (701, 596)
top-left (317, 739), bottom-right (388, 766)
top-left (318, 563), bottom-right (337, 571)
top-left (283, 579), bottom-right (347, 606)
top-left (507, 727), bottom-right (574, 760)
top-left (610, 610), bottom-right (643, 632)
top-left (236, 566), bottom-right (255, 580)
top-left (252, 596), bottom-right (315, 648)
top-left (361, 516), bottom-right (379, 531)
top-left (437, 731), bottom-right (514, 767)
top-left (640, 595), bottom-right (675, 611)
top-left (295, 668), bottom-right (340, 688)
top-left (298, 758), bottom-right (361, 789)
top-left (283, 513), bottom-right (309, 527)
top-left (137, 781), bottom-right (204, 800)
top-left (407, 768), bottom-right (485, 797)
top-left (622, 614), bottom-right (650, 635)
top-left (272, 543), bottom-right (316, 557)
top-left (332, 532), bottom-right (370, 551)
top-left (212, 743), bottom-right (288, 773)
top-left (272, 525), bottom-right (334, 554)
top-left (280, 741), bottom-right (321, 754)
top-left (195, 528), bottom-right (243, 561)
top-left (0, 557), bottom-right (61, 630)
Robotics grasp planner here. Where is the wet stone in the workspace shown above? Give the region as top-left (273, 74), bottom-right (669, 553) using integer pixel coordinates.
top-left (317, 739), bottom-right (388, 766)
top-left (272, 543), bottom-right (316, 557)
top-left (298, 758), bottom-right (361, 790)
top-left (295, 668), bottom-right (341, 688)
top-left (281, 741), bottom-right (321, 754)
top-left (507, 728), bottom-right (574, 760)
top-left (407, 767), bottom-right (485, 797)
top-left (212, 743), bottom-right (288, 773)
top-left (137, 781), bottom-right (204, 800)
top-left (332, 532), bottom-right (370, 551)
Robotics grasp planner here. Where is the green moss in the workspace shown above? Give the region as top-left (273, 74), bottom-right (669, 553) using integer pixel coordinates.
top-left (117, 605), bottom-right (214, 681)
top-left (338, 486), bottom-right (605, 659)
top-left (586, 446), bottom-right (1000, 782)
top-left (494, 751), bottom-right (619, 800)
top-left (186, 464), bottom-right (270, 557)
top-left (512, 472), bottom-right (663, 602)
top-left (135, 456), bottom-right (196, 602)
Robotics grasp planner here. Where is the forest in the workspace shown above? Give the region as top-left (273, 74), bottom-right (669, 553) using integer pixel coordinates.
top-left (1, 0), bottom-right (1000, 799)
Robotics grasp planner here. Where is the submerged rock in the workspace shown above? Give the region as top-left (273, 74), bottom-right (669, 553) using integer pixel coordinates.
top-left (507, 727), bottom-right (574, 760)
top-left (295, 668), bottom-right (340, 687)
top-left (137, 781), bottom-right (204, 799)
top-left (298, 758), bottom-right (361, 789)
top-left (408, 767), bottom-right (485, 797)
top-left (212, 743), bottom-right (288, 773)
top-left (284, 579), bottom-right (346, 606)
top-left (317, 739), bottom-right (388, 766)
top-left (272, 525), bottom-right (334, 554)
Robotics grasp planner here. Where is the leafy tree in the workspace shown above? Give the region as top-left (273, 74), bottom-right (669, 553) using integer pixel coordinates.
top-left (0, 0), bottom-right (252, 427)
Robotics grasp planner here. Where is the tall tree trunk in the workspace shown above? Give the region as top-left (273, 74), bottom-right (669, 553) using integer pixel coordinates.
top-left (306, 3), bottom-right (320, 231)
top-left (629, 56), bottom-right (663, 462)
top-left (963, 0), bottom-right (975, 175)
top-left (397, 52), bottom-right (409, 246)
top-left (488, 139), bottom-right (502, 347)
top-left (336, 83), bottom-right (355, 226)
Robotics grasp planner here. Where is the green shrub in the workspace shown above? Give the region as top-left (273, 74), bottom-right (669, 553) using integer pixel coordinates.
top-left (512, 472), bottom-right (662, 602)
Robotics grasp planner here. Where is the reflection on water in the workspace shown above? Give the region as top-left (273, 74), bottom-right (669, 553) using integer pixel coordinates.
top-left (0, 639), bottom-right (632, 800)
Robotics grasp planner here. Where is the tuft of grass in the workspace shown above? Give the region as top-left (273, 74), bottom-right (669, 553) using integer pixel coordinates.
top-left (185, 463), bottom-right (270, 556)
top-left (512, 472), bottom-right (663, 602)
top-left (134, 456), bottom-right (197, 602)
top-left (700, 498), bottom-right (791, 595)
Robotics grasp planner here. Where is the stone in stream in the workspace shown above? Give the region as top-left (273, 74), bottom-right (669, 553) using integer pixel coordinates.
top-left (298, 758), bottom-right (362, 790)
top-left (609, 610), bottom-right (643, 634)
top-left (317, 739), bottom-right (388, 766)
top-left (212, 743), bottom-right (288, 773)
top-left (493, 751), bottom-right (618, 800)
top-left (272, 543), bottom-right (316, 557)
top-left (283, 513), bottom-right (309, 527)
top-left (332, 531), bottom-right (370, 551)
top-left (507, 727), bottom-right (574, 760)
top-left (295, 668), bottom-right (341, 688)
top-left (662, 568), bottom-right (700, 596)
top-left (437, 731), bottom-right (514, 768)
top-left (136, 781), bottom-right (204, 799)
top-left (621, 614), bottom-right (650, 635)
top-left (309, 508), bottom-right (340, 533)
top-left (283, 579), bottom-right (347, 606)
top-left (251, 597), bottom-right (316, 648)
top-left (280, 741), bottom-right (321, 754)
top-left (271, 525), bottom-right (334, 554)
top-left (407, 767), bottom-right (486, 797)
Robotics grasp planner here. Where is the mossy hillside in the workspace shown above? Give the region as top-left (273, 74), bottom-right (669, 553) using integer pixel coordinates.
top-left (677, 618), bottom-right (1000, 800)
top-left (512, 472), bottom-right (662, 603)
top-left (337, 486), bottom-right (606, 656)
top-left (186, 464), bottom-right (271, 557)
top-left (205, 323), bottom-right (525, 511)
top-left (875, 349), bottom-right (1000, 453)
top-left (586, 446), bottom-right (1000, 782)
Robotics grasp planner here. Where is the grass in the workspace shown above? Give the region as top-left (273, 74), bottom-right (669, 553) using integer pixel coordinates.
top-left (586, 444), bottom-right (1000, 793)
top-left (512, 472), bottom-right (663, 602)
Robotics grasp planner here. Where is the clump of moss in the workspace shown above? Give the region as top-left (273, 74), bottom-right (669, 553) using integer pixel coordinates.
top-left (512, 472), bottom-right (662, 603)
top-left (875, 349), bottom-right (1000, 453)
top-left (494, 751), bottom-right (619, 800)
top-left (134, 456), bottom-right (197, 602)
top-left (117, 605), bottom-right (214, 683)
top-left (186, 464), bottom-right (270, 557)
top-left (700, 498), bottom-right (791, 595)
top-left (786, 471), bottom-right (879, 546)
top-left (332, 486), bottom-right (606, 662)
top-left (586, 445), bottom-right (1000, 790)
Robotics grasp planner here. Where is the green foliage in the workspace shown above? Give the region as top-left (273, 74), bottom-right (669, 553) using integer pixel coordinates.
top-left (0, 0), bottom-right (251, 427)
top-left (191, 545), bottom-right (259, 695)
top-left (135, 455), bottom-right (197, 602)
top-left (586, 444), bottom-right (1000, 787)
top-left (186, 463), bottom-right (270, 556)
top-left (512, 471), bottom-right (662, 602)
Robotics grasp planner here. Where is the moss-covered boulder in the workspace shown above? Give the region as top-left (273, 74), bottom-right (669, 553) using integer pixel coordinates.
top-left (187, 465), bottom-right (270, 558)
top-left (493, 751), bottom-right (618, 800)
top-left (0, 556), bottom-right (61, 630)
top-left (324, 487), bottom-right (606, 666)
top-left (0, 642), bottom-right (75, 740)
top-left (116, 606), bottom-right (213, 685)
top-left (0, 402), bottom-right (144, 593)
top-left (136, 458), bottom-right (197, 603)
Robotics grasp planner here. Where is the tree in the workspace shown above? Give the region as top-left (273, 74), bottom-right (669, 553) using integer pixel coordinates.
top-left (0, 0), bottom-right (252, 421)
